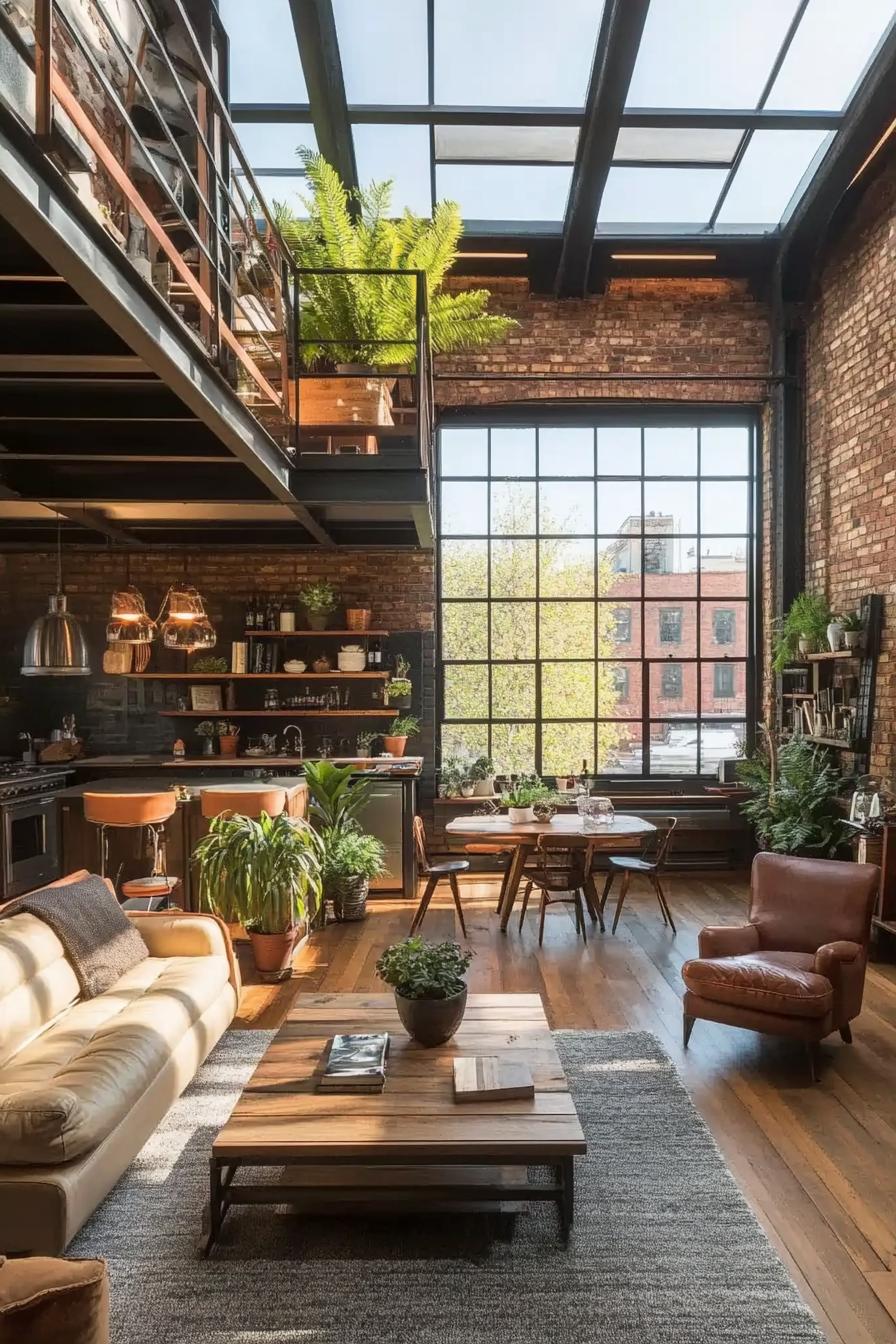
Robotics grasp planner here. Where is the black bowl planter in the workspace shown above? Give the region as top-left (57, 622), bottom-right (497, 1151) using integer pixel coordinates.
top-left (389, 693), bottom-right (412, 709)
top-left (394, 987), bottom-right (467, 1046)
top-left (331, 873), bottom-right (370, 922)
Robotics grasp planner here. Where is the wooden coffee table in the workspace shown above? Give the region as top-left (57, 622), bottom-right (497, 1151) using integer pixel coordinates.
top-left (205, 992), bottom-right (586, 1251)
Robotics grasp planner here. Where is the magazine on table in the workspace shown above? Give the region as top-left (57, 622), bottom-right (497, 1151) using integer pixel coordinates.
top-left (318, 1033), bottom-right (389, 1092)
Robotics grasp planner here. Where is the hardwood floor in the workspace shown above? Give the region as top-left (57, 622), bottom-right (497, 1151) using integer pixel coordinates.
top-left (234, 872), bottom-right (896, 1344)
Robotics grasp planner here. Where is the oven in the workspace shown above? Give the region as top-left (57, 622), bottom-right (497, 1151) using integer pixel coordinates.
top-left (0, 784), bottom-right (64, 901)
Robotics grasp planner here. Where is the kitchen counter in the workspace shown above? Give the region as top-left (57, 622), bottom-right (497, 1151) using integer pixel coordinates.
top-left (56, 775), bottom-right (309, 800)
top-left (71, 755), bottom-right (423, 775)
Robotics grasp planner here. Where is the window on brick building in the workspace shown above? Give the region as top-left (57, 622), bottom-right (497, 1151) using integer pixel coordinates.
top-left (439, 415), bottom-right (755, 777)
top-left (713, 609), bottom-right (735, 644)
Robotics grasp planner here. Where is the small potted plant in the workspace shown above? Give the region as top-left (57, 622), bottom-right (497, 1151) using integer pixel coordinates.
top-left (386, 655), bottom-right (413, 708)
top-left (842, 610), bottom-right (864, 651)
top-left (376, 936), bottom-right (473, 1046)
top-left (322, 827), bottom-right (385, 921)
top-left (438, 755), bottom-right (468, 797)
top-left (355, 730), bottom-right (378, 759)
top-left (470, 755), bottom-right (496, 797)
top-left (772, 592), bottom-right (832, 670)
top-left (826, 613), bottom-right (845, 652)
top-left (300, 580), bottom-right (339, 631)
top-left (217, 720), bottom-right (240, 758)
top-left (195, 719), bottom-right (217, 757)
top-left (193, 812), bottom-right (323, 975)
top-left (460, 774), bottom-right (475, 798)
top-left (383, 713), bottom-right (420, 758)
top-left (502, 774), bottom-right (553, 824)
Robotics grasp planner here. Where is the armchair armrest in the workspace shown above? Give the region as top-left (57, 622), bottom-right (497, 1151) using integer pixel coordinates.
top-left (814, 940), bottom-right (866, 1026)
top-left (814, 940), bottom-right (862, 978)
top-left (698, 924), bottom-right (760, 958)
top-left (127, 911), bottom-right (241, 995)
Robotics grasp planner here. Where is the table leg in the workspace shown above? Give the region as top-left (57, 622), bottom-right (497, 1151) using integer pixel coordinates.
top-left (558, 1155), bottom-right (574, 1243)
top-left (498, 843), bottom-right (530, 932)
top-left (204, 1158), bottom-right (224, 1255)
top-left (582, 871), bottom-right (606, 933)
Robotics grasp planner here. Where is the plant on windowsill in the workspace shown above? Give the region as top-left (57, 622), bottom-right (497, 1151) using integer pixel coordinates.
top-left (386, 655), bottom-right (413, 708)
top-left (470, 754), bottom-right (496, 797)
top-left (321, 827), bottom-right (386, 922)
top-left (376, 936), bottom-right (473, 1046)
top-left (192, 812), bottom-right (323, 976)
top-left (501, 774), bottom-right (553, 824)
top-left (383, 713), bottom-right (420, 759)
top-left (772, 591), bottom-right (833, 671)
top-left (300, 581), bottom-right (339, 631)
top-left (737, 729), bottom-right (850, 858)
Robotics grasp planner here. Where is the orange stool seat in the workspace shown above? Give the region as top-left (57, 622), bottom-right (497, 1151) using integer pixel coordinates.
top-left (121, 876), bottom-right (180, 899)
top-left (83, 791), bottom-right (177, 827)
top-left (200, 786), bottom-right (287, 820)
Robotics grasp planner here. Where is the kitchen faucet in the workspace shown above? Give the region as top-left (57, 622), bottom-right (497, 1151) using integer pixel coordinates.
top-left (281, 725), bottom-right (304, 758)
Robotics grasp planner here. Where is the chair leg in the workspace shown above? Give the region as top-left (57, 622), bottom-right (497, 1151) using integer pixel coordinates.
top-left (518, 880), bottom-right (533, 932)
top-left (651, 873), bottom-right (669, 926)
top-left (600, 871), bottom-right (614, 913)
top-left (611, 872), bottom-right (631, 934)
top-left (448, 872), bottom-right (467, 938)
top-left (538, 892), bottom-right (548, 946)
top-left (683, 1013), bottom-right (695, 1049)
top-left (409, 875), bottom-right (437, 936)
top-left (806, 1043), bottom-right (820, 1085)
top-left (653, 874), bottom-right (676, 934)
top-left (495, 861), bottom-right (511, 915)
top-left (574, 889), bottom-right (587, 944)
top-left (839, 1023), bottom-right (853, 1044)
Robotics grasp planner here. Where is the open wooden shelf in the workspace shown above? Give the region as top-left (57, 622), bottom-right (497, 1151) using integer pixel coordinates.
top-left (803, 735), bottom-right (857, 749)
top-left (159, 709), bottom-right (398, 718)
top-left (244, 630), bottom-right (389, 638)
top-left (805, 650), bottom-right (862, 662)
top-left (122, 672), bottom-right (389, 680)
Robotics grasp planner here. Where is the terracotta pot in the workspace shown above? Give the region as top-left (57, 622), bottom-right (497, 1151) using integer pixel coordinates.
top-left (394, 987), bottom-right (467, 1047)
top-left (248, 927), bottom-right (297, 974)
top-left (218, 734), bottom-right (239, 758)
top-left (306, 612), bottom-right (330, 631)
top-left (346, 608), bottom-right (371, 632)
top-left (382, 734), bottom-right (408, 757)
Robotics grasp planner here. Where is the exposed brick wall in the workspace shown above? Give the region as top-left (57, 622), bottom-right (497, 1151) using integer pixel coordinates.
top-left (804, 156), bottom-right (896, 776)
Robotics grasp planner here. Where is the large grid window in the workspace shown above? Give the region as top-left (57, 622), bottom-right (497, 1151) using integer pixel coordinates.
top-left (438, 416), bottom-right (755, 778)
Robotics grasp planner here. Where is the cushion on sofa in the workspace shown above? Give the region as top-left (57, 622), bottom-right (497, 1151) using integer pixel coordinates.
top-left (0, 1254), bottom-right (108, 1344)
top-left (681, 950), bottom-right (833, 1019)
top-left (0, 953), bottom-right (230, 1164)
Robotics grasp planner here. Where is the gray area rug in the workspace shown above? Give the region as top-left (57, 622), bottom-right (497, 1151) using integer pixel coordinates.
top-left (72, 1029), bottom-right (824, 1343)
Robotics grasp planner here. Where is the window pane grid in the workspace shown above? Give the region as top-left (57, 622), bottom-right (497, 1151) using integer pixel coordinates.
top-left (439, 420), bottom-right (756, 778)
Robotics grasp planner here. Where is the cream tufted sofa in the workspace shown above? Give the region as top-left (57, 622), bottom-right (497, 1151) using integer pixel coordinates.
top-left (0, 871), bottom-right (239, 1254)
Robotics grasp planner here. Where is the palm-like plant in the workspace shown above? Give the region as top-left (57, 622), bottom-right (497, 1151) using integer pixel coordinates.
top-left (275, 152), bottom-right (517, 369)
top-left (192, 811), bottom-right (323, 933)
top-left (303, 759), bottom-right (373, 832)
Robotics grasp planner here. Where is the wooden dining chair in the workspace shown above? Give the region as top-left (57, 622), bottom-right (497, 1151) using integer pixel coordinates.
top-left (600, 817), bottom-right (678, 934)
top-left (409, 816), bottom-right (471, 937)
top-left (517, 836), bottom-right (591, 946)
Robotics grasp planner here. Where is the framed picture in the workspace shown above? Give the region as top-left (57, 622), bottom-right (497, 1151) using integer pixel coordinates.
top-left (190, 685), bottom-right (222, 712)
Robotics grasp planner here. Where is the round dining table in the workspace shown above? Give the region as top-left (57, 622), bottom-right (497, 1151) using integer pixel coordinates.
top-left (445, 814), bottom-right (657, 932)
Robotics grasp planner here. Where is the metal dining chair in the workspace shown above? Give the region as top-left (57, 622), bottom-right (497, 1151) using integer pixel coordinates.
top-left (409, 816), bottom-right (471, 937)
top-left (600, 816), bottom-right (679, 934)
top-left (517, 836), bottom-right (592, 945)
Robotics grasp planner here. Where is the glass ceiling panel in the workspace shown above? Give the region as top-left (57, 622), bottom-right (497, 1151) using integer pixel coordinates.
top-left (715, 129), bottom-right (831, 226)
top-left (614, 127), bottom-right (742, 164)
top-left (626, 0), bottom-right (801, 109)
top-left (334, 0), bottom-right (428, 104)
top-left (218, 0), bottom-right (307, 103)
top-left (354, 125), bottom-right (432, 215)
top-left (234, 123), bottom-right (317, 171)
top-left (437, 164), bottom-right (573, 222)
top-left (433, 0), bottom-right (603, 107)
top-left (435, 126), bottom-right (580, 164)
top-left (765, 0), bottom-right (895, 111)
top-left (597, 166), bottom-right (728, 227)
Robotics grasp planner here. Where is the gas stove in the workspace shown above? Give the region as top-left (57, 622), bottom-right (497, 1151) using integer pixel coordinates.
top-left (0, 762), bottom-right (73, 801)
top-left (0, 762), bottom-right (72, 900)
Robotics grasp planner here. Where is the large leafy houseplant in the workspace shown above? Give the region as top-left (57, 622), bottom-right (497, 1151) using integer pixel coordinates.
top-left (321, 827), bottom-right (386, 923)
top-left (303, 759), bottom-right (373, 831)
top-left (192, 812), bottom-right (323, 973)
top-left (772, 591), bottom-right (833, 672)
top-left (275, 152), bottom-right (517, 369)
top-left (376, 937), bottom-right (473, 1046)
top-left (738, 733), bottom-right (848, 857)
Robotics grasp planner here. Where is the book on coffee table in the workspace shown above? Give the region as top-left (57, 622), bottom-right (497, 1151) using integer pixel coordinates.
top-left (318, 1033), bottom-right (389, 1093)
top-left (453, 1056), bottom-right (535, 1103)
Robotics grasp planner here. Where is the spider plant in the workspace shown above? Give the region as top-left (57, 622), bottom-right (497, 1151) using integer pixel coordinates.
top-left (192, 811), bottom-right (323, 934)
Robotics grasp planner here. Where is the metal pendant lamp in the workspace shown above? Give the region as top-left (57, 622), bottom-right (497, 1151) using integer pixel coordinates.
top-left (21, 514), bottom-right (91, 677)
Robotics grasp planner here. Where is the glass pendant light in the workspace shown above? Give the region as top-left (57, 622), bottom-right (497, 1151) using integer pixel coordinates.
top-left (161, 584), bottom-right (216, 651)
top-left (21, 514), bottom-right (91, 677)
top-left (106, 585), bottom-right (156, 645)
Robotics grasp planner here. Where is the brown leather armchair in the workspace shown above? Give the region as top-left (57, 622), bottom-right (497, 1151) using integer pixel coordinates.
top-left (682, 852), bottom-right (879, 1080)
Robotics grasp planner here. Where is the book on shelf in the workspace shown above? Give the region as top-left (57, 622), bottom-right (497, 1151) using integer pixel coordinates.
top-left (317, 1033), bottom-right (389, 1093)
top-left (453, 1056), bottom-right (535, 1104)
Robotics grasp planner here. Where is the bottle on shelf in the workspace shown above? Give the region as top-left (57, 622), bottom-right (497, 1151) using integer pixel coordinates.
top-left (373, 638), bottom-right (383, 668)
top-left (244, 595), bottom-right (254, 631)
top-left (280, 597), bottom-right (296, 632)
top-left (265, 597), bottom-right (275, 631)
top-left (366, 639), bottom-right (376, 670)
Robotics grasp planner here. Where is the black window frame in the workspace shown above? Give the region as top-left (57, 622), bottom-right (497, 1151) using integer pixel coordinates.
top-left (436, 406), bottom-right (758, 780)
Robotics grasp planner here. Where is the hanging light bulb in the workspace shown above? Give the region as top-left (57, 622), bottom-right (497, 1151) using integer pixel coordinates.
top-left (106, 586), bottom-right (157, 645)
top-left (21, 513), bottom-right (91, 676)
top-left (161, 584), bottom-right (216, 652)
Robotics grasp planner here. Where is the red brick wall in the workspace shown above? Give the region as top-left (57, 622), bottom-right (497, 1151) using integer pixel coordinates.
top-left (804, 156), bottom-right (896, 776)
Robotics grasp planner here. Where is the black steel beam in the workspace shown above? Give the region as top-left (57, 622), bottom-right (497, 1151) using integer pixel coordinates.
top-left (555, 0), bottom-right (651, 297)
top-left (290, 466), bottom-right (429, 506)
top-left (779, 17), bottom-right (896, 298)
top-left (51, 504), bottom-right (146, 547)
top-left (288, 0), bottom-right (357, 193)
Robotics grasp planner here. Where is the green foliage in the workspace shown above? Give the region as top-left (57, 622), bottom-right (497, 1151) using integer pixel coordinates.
top-left (738, 736), bottom-right (848, 857)
top-left (356, 730), bottom-right (379, 755)
top-left (195, 719), bottom-right (216, 738)
top-left (191, 656), bottom-right (229, 672)
top-left (376, 937), bottom-right (472, 1001)
top-left (841, 610), bottom-right (863, 632)
top-left (439, 754), bottom-right (472, 795)
top-left (215, 721), bottom-right (239, 736)
top-left (303, 760), bottom-right (372, 832)
top-left (772, 591), bottom-right (833, 672)
top-left (469, 755), bottom-right (494, 781)
top-left (390, 714), bottom-right (421, 737)
top-left (300, 580), bottom-right (339, 614)
top-left (192, 812), bottom-right (323, 933)
top-left (275, 152), bottom-right (517, 369)
top-left (321, 826), bottom-right (385, 882)
top-left (386, 678), bottom-right (413, 701)
top-left (502, 774), bottom-right (553, 808)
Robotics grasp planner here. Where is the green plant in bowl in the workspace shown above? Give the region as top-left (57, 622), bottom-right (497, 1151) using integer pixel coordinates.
top-left (300, 581), bottom-right (339, 629)
top-left (376, 937), bottom-right (473, 1046)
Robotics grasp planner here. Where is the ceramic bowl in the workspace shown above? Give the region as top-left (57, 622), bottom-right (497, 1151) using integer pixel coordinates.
top-left (283, 660), bottom-right (306, 673)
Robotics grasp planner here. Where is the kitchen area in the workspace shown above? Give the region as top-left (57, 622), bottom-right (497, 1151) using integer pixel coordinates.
top-left (0, 556), bottom-right (434, 908)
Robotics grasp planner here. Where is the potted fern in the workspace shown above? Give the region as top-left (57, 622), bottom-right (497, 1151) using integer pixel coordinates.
top-left (275, 153), bottom-right (516, 424)
top-left (322, 827), bottom-right (385, 922)
top-left (383, 713), bottom-right (420, 758)
top-left (772, 592), bottom-right (832, 671)
top-left (192, 812), bottom-right (323, 975)
top-left (737, 732), bottom-right (848, 857)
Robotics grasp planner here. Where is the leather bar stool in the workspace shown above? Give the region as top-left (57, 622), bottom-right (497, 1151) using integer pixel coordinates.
top-left (83, 791), bottom-right (178, 894)
top-left (200, 785), bottom-right (287, 820)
